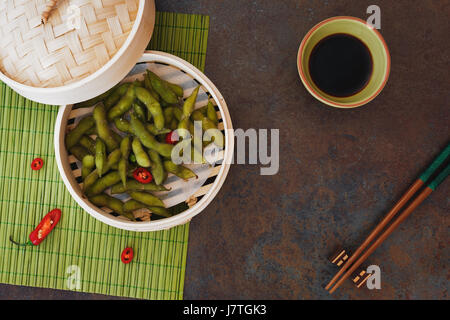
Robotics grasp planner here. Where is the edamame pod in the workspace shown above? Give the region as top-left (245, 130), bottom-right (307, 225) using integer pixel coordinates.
top-left (65, 116), bottom-right (95, 149)
top-left (119, 136), bottom-right (131, 187)
top-left (110, 180), bottom-right (170, 194)
top-left (135, 86), bottom-right (165, 130)
top-left (206, 101), bottom-right (218, 124)
top-left (81, 155), bottom-right (95, 180)
top-left (113, 117), bottom-right (132, 133)
top-left (95, 138), bottom-right (107, 177)
top-left (83, 149), bottom-right (121, 190)
top-left (86, 171), bottom-right (121, 196)
top-left (147, 70), bottom-right (178, 104)
top-left (78, 135), bottom-right (96, 154)
top-left (148, 149), bottom-right (165, 185)
top-left (120, 136), bottom-right (131, 158)
top-left (93, 103), bottom-right (119, 152)
top-left (129, 114), bottom-right (173, 157)
top-left (129, 191), bottom-right (165, 208)
top-left (107, 85), bottom-right (135, 120)
top-left (163, 80), bottom-right (183, 97)
top-left (143, 72), bottom-right (161, 101)
top-left (147, 206), bottom-right (171, 218)
top-left (118, 158), bottom-right (128, 188)
top-left (74, 87), bottom-right (115, 108)
top-left (89, 193), bottom-right (135, 221)
top-left (132, 137), bottom-right (151, 167)
top-left (170, 118), bottom-right (178, 130)
top-left (182, 86), bottom-right (200, 118)
top-left (163, 160), bottom-right (198, 181)
top-left (104, 83), bottom-right (130, 110)
top-left (191, 110), bottom-right (224, 149)
top-left (133, 102), bottom-right (147, 121)
top-left (69, 145), bottom-right (90, 161)
top-left (123, 200), bottom-right (171, 218)
top-left (164, 106), bottom-right (174, 123)
top-left (146, 123), bottom-right (171, 136)
top-left (173, 107), bottom-right (183, 121)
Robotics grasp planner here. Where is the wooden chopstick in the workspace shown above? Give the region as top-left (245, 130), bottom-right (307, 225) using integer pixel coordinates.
top-left (326, 143), bottom-right (450, 293)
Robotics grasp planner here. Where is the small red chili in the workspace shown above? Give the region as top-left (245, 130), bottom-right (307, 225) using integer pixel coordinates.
top-left (10, 208), bottom-right (61, 246)
top-left (165, 131), bottom-right (178, 145)
top-left (133, 167), bottom-right (153, 184)
top-left (121, 247), bottom-right (134, 264)
top-left (31, 158), bottom-right (44, 170)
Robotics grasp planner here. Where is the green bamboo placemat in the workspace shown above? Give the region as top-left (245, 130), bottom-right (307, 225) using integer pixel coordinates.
top-left (0, 12), bottom-right (209, 300)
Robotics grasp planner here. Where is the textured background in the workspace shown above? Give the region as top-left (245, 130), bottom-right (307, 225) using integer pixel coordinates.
top-left (1, 0), bottom-right (449, 300)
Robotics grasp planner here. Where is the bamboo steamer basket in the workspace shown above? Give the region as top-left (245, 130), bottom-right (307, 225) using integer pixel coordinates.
top-left (0, 0), bottom-right (155, 105)
top-left (54, 51), bottom-right (234, 232)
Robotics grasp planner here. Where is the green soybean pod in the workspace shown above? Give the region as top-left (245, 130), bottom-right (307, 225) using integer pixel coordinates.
top-left (113, 117), bottom-right (132, 134)
top-left (135, 86), bottom-right (165, 130)
top-left (147, 70), bottom-right (178, 104)
top-left (104, 83), bottom-right (130, 110)
top-left (206, 101), bottom-right (218, 124)
top-left (182, 85), bottom-right (200, 118)
top-left (191, 110), bottom-right (224, 149)
top-left (163, 80), bottom-right (183, 97)
top-left (111, 180), bottom-right (170, 194)
top-left (173, 107), bottom-right (183, 121)
top-left (170, 118), bottom-right (178, 130)
top-left (86, 171), bottom-right (121, 196)
top-left (177, 117), bottom-right (191, 131)
top-left (163, 160), bottom-right (198, 181)
top-left (93, 103), bottom-right (119, 152)
top-left (83, 149), bottom-right (121, 190)
top-left (143, 72), bottom-right (161, 101)
top-left (89, 193), bottom-right (135, 221)
top-left (133, 102), bottom-right (147, 121)
top-left (123, 199), bottom-right (146, 212)
top-left (130, 114), bottom-right (173, 157)
top-left (78, 135), bottom-right (96, 154)
top-left (148, 149), bottom-right (165, 185)
top-left (95, 138), bottom-right (107, 177)
top-left (65, 116), bottom-right (95, 149)
top-left (164, 106), bottom-right (174, 123)
top-left (74, 87), bottom-right (115, 108)
top-left (81, 155), bottom-right (95, 180)
top-left (134, 79), bottom-right (144, 87)
top-left (132, 137), bottom-right (151, 167)
top-left (118, 158), bottom-right (128, 188)
top-left (147, 206), bottom-right (171, 218)
top-left (129, 191), bottom-right (165, 208)
top-left (69, 145), bottom-right (90, 161)
top-left (120, 136), bottom-right (131, 158)
top-left (107, 85), bottom-right (135, 120)
top-left (146, 123), bottom-right (171, 136)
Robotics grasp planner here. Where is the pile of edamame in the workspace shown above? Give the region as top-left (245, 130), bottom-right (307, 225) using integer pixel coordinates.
top-left (66, 70), bottom-right (223, 221)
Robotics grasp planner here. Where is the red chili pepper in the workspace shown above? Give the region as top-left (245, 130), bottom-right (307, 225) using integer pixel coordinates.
top-left (121, 247), bottom-right (134, 264)
top-left (165, 131), bottom-right (178, 145)
top-left (31, 158), bottom-right (44, 170)
top-left (133, 167), bottom-right (153, 184)
top-left (9, 208), bottom-right (61, 246)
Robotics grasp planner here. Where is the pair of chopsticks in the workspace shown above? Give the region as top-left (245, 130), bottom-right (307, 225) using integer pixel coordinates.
top-left (326, 142), bottom-right (450, 294)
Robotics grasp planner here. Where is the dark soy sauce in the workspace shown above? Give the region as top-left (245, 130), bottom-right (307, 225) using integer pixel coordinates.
top-left (308, 33), bottom-right (373, 97)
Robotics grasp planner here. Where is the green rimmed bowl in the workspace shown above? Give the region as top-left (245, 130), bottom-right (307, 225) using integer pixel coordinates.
top-left (297, 16), bottom-right (390, 108)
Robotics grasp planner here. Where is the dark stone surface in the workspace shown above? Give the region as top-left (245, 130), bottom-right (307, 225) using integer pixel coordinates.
top-left (1, 0), bottom-right (448, 300)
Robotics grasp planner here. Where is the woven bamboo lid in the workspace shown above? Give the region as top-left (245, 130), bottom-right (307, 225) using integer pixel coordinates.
top-left (0, 0), bottom-right (140, 88)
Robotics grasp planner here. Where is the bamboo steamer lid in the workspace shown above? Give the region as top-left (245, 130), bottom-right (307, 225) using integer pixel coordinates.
top-left (0, 0), bottom-right (141, 88)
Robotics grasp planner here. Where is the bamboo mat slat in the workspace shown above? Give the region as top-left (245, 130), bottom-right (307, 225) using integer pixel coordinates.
top-left (0, 11), bottom-right (210, 300)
